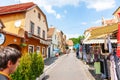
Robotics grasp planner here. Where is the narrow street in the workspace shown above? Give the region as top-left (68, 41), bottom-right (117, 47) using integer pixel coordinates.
top-left (43, 51), bottom-right (95, 80)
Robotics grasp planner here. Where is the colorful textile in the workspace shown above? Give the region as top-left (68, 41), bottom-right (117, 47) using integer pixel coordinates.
top-left (94, 62), bottom-right (101, 74)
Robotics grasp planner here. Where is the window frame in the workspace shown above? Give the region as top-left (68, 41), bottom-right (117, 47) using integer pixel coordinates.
top-left (28, 45), bottom-right (34, 54)
top-left (30, 21), bottom-right (34, 34)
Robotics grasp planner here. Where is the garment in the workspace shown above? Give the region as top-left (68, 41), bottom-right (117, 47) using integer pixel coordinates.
top-left (110, 55), bottom-right (118, 80)
top-left (115, 57), bottom-right (120, 80)
top-left (0, 72), bottom-right (11, 80)
top-left (94, 62), bottom-right (101, 74)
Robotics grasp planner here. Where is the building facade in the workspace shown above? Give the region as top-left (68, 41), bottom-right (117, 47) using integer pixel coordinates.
top-left (0, 2), bottom-right (49, 58)
top-left (47, 27), bottom-right (59, 57)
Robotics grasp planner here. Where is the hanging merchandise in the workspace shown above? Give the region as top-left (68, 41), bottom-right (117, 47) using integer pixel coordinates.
top-left (104, 36), bottom-right (108, 50)
top-left (94, 62), bottom-right (101, 74)
top-left (107, 35), bottom-right (112, 54)
top-left (110, 55), bottom-right (118, 80)
top-left (115, 57), bottom-right (120, 80)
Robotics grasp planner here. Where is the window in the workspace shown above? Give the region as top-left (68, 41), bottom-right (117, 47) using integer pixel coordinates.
top-left (37, 27), bottom-right (40, 36)
top-left (38, 13), bottom-right (41, 20)
top-left (42, 47), bottom-right (45, 55)
top-left (30, 21), bottom-right (34, 34)
top-left (43, 30), bottom-right (45, 39)
top-left (34, 10), bottom-right (36, 13)
top-left (28, 45), bottom-right (34, 53)
top-left (36, 46), bottom-right (40, 54)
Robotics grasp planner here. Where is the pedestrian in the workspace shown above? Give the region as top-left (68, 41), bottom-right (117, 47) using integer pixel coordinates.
top-left (0, 46), bottom-right (22, 80)
top-left (76, 48), bottom-right (79, 59)
top-left (67, 49), bottom-right (71, 56)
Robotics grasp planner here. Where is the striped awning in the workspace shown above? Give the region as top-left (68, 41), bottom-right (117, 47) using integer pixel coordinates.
top-left (83, 39), bottom-right (117, 44)
top-left (89, 23), bottom-right (118, 39)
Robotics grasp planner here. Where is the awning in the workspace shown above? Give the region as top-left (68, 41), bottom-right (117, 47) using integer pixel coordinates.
top-left (83, 39), bottom-right (117, 44)
top-left (89, 23), bottom-right (118, 39)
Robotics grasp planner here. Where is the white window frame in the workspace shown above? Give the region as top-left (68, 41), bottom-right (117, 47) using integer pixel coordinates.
top-left (28, 45), bottom-right (34, 54)
top-left (36, 46), bottom-right (40, 54)
top-left (42, 47), bottom-right (45, 55)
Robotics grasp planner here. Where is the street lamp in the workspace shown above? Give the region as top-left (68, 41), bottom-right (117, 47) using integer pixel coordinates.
top-left (116, 13), bottom-right (120, 57)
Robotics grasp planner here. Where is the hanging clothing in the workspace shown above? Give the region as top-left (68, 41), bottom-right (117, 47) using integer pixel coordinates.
top-left (107, 35), bottom-right (112, 53)
top-left (115, 57), bottom-right (120, 80)
top-left (110, 55), bottom-right (118, 80)
top-left (94, 62), bottom-right (101, 74)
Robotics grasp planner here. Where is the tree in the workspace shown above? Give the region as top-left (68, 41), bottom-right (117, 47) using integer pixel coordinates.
top-left (69, 35), bottom-right (84, 45)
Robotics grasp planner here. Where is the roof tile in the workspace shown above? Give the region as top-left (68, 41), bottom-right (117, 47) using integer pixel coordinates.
top-left (0, 2), bottom-right (35, 15)
top-left (47, 28), bottom-right (55, 38)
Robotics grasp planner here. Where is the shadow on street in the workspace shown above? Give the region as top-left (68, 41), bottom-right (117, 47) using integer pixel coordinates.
top-left (42, 75), bottom-right (50, 80)
top-left (44, 57), bottom-right (58, 66)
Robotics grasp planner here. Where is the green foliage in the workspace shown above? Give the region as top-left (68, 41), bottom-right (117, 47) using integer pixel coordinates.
top-left (20, 43), bottom-right (27, 47)
top-left (69, 35), bottom-right (84, 45)
top-left (11, 53), bottom-right (44, 80)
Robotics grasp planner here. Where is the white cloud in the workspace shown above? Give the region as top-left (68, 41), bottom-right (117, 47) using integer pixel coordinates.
top-left (56, 14), bottom-right (61, 19)
top-left (66, 34), bottom-right (80, 40)
top-left (83, 0), bottom-right (116, 11)
top-left (19, 0), bottom-right (81, 19)
top-left (18, 0), bottom-right (116, 19)
top-left (81, 22), bottom-right (87, 25)
top-left (18, 0), bottom-right (60, 19)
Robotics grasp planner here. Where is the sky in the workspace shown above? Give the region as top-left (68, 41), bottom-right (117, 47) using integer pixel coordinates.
top-left (0, 0), bottom-right (120, 39)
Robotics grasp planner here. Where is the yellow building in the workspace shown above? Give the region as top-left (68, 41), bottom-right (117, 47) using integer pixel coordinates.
top-left (0, 2), bottom-right (49, 58)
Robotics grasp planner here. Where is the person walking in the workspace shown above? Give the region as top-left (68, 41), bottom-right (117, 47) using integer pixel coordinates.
top-left (0, 46), bottom-right (22, 80)
top-left (76, 48), bottom-right (80, 59)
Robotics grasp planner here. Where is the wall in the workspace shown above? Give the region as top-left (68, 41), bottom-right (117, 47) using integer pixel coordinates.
top-left (25, 7), bottom-right (48, 40)
top-left (0, 12), bottom-right (25, 37)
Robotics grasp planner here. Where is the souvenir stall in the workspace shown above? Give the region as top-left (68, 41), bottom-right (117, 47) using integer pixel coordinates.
top-left (83, 23), bottom-right (118, 79)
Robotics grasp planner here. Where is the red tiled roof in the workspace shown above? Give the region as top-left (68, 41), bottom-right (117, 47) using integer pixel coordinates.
top-left (47, 28), bottom-right (55, 38)
top-left (105, 19), bottom-right (117, 25)
top-left (0, 2), bottom-right (35, 15)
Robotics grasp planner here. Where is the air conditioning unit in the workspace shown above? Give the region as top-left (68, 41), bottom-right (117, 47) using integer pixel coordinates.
top-left (27, 32), bottom-right (32, 38)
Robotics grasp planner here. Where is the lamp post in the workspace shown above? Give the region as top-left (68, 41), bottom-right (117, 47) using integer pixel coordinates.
top-left (116, 13), bottom-right (120, 57)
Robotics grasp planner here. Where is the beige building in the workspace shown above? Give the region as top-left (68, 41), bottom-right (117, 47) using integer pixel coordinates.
top-left (0, 2), bottom-right (49, 58)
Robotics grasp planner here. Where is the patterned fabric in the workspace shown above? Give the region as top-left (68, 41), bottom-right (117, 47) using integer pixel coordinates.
top-left (110, 55), bottom-right (118, 80)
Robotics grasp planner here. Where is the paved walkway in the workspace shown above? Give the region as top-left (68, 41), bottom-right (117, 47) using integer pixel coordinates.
top-left (43, 51), bottom-right (95, 80)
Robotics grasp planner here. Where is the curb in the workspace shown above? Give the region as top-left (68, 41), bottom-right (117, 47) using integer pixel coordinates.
top-left (36, 72), bottom-right (45, 80)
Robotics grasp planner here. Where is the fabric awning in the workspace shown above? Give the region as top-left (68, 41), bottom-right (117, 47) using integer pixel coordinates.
top-left (83, 39), bottom-right (117, 44)
top-left (89, 23), bottom-right (118, 39)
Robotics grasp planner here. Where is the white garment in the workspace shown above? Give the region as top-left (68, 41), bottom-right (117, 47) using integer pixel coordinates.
top-left (110, 55), bottom-right (118, 80)
top-left (107, 36), bottom-right (112, 53)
